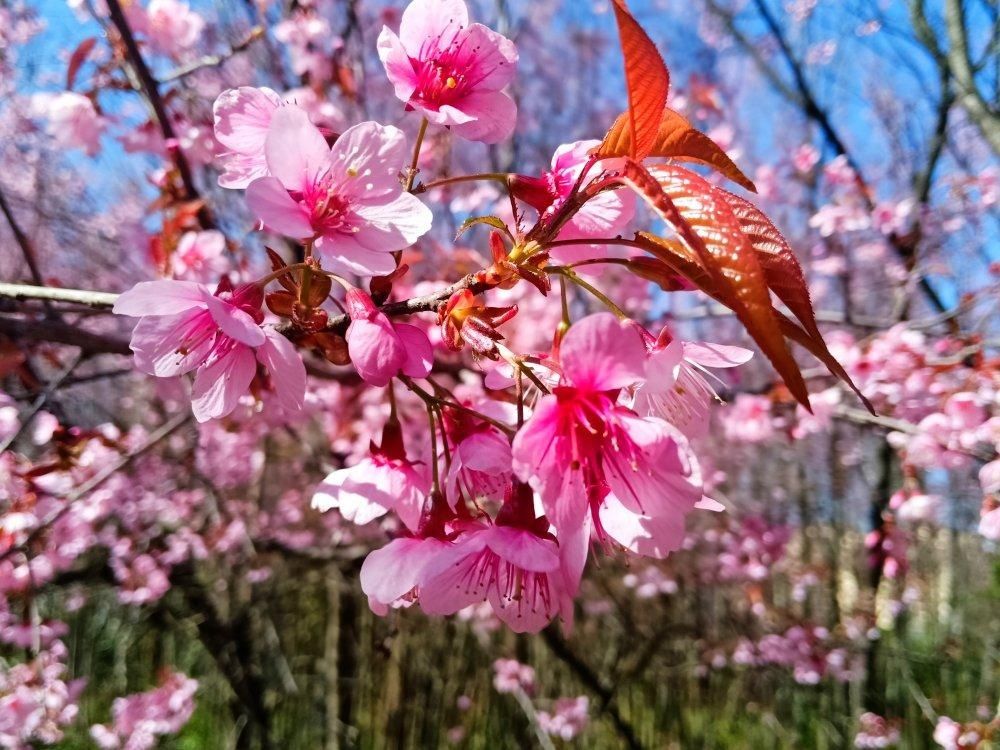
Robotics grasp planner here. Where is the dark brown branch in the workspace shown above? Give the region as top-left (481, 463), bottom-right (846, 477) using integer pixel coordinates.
top-left (104, 0), bottom-right (215, 227)
top-left (0, 314), bottom-right (130, 355)
top-left (0, 188), bottom-right (53, 317)
top-left (541, 626), bottom-right (646, 750)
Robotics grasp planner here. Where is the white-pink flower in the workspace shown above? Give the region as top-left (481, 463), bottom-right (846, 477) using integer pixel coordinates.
top-left (246, 107), bottom-right (433, 275)
top-left (213, 87), bottom-right (283, 189)
top-left (30, 92), bottom-right (106, 156)
top-left (634, 332), bottom-right (752, 438)
top-left (170, 230), bottom-right (229, 281)
top-left (312, 422), bottom-right (429, 531)
top-left (377, 0), bottom-right (518, 144)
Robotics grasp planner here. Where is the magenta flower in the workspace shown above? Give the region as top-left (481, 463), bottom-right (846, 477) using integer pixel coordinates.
top-left (511, 314), bottom-right (703, 542)
top-left (113, 279), bottom-right (306, 422)
top-left (245, 106), bottom-right (433, 275)
top-left (213, 86), bottom-right (282, 189)
top-left (311, 421), bottom-right (429, 531)
top-left (344, 289), bottom-right (433, 386)
top-left (377, 0), bottom-right (518, 144)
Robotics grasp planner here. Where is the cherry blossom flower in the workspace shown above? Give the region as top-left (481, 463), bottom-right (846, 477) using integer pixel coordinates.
top-left (213, 86), bottom-right (283, 189)
top-left (245, 107), bottom-right (433, 275)
top-left (510, 140), bottom-right (635, 264)
top-left (90, 672), bottom-right (198, 750)
top-left (492, 658), bottom-right (536, 694)
top-left (344, 289), bottom-right (433, 386)
top-left (113, 279), bottom-right (306, 422)
top-left (30, 92), bottom-right (106, 156)
top-left (312, 420), bottom-right (429, 531)
top-left (537, 696), bottom-right (589, 741)
top-left (418, 483), bottom-right (568, 632)
top-left (127, 0), bottom-right (205, 58)
top-left (377, 0), bottom-right (518, 143)
top-left (512, 314), bottom-right (703, 545)
top-left (170, 230), bottom-right (229, 281)
top-left (634, 329), bottom-right (752, 438)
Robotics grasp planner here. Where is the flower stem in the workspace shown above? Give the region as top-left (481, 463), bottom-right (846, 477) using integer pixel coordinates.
top-left (416, 172), bottom-right (511, 193)
top-left (549, 267), bottom-right (629, 321)
top-left (404, 118), bottom-right (429, 192)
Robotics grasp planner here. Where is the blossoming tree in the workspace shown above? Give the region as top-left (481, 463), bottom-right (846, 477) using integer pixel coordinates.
top-left (1, 0), bottom-right (997, 747)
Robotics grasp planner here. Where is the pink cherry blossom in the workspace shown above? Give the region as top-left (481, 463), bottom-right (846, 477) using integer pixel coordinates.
top-left (246, 107), bottom-right (433, 275)
top-left (634, 330), bottom-right (752, 438)
top-left (419, 494), bottom-right (564, 633)
top-left (721, 394), bottom-right (775, 443)
top-left (512, 314), bottom-right (703, 543)
top-left (492, 658), bottom-right (536, 694)
top-left (213, 86), bottom-right (283, 189)
top-left (312, 420), bottom-right (429, 531)
top-left (377, 0), bottom-right (518, 144)
top-left (359, 534), bottom-right (454, 614)
top-left (510, 140), bottom-right (635, 264)
top-left (30, 92), bottom-right (107, 156)
top-left (90, 672), bottom-right (198, 750)
top-left (113, 279), bottom-right (306, 422)
top-left (344, 289), bottom-right (433, 386)
top-left (170, 230), bottom-right (229, 281)
top-left (127, 0), bottom-right (205, 58)
top-left (537, 696), bottom-right (589, 741)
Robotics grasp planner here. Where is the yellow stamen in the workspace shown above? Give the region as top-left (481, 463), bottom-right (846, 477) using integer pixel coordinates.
top-left (445, 76), bottom-right (458, 89)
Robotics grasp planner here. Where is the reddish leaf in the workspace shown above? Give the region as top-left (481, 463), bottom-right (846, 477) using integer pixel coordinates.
top-left (603, 0), bottom-right (670, 161)
top-left (617, 161), bottom-right (811, 409)
top-left (598, 108), bottom-right (756, 192)
top-left (717, 189), bottom-right (820, 341)
top-left (67, 37), bottom-right (98, 91)
top-left (626, 256), bottom-right (697, 292)
top-left (777, 312), bottom-right (874, 414)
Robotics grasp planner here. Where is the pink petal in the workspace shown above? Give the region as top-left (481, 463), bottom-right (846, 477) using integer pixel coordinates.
top-left (446, 90), bottom-right (517, 144)
top-left (682, 342), bottom-right (754, 368)
top-left (486, 527), bottom-right (560, 573)
top-left (246, 176), bottom-right (314, 239)
top-left (360, 537), bottom-right (450, 608)
top-left (331, 121), bottom-right (409, 198)
top-left (375, 28), bottom-right (419, 111)
top-left (641, 339), bottom-right (683, 393)
top-left (459, 431), bottom-right (512, 474)
top-left (130, 310), bottom-right (213, 377)
top-left (113, 280), bottom-right (208, 316)
top-left (346, 315), bottom-right (405, 386)
top-left (315, 237), bottom-right (398, 277)
top-left (190, 344), bottom-right (256, 422)
top-left (398, 0), bottom-right (469, 52)
top-left (202, 291), bottom-right (266, 347)
top-left (212, 86), bottom-right (281, 153)
top-left (263, 104), bottom-right (330, 191)
top-left (257, 328), bottom-right (306, 413)
top-left (312, 461), bottom-right (392, 525)
top-left (459, 23), bottom-right (518, 91)
top-left (350, 192), bottom-right (434, 251)
top-left (560, 313), bottom-right (646, 391)
top-left (599, 494), bottom-right (686, 559)
top-left (695, 496), bottom-right (725, 512)
top-left (393, 323), bottom-right (433, 379)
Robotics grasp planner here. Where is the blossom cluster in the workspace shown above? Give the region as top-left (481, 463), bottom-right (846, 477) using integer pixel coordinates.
top-left (103, 0), bottom-right (764, 634)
